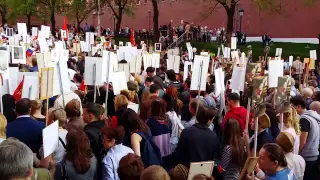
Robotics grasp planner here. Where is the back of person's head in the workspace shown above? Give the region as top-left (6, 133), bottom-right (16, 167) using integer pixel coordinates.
top-left (101, 126), bottom-right (125, 145)
top-left (184, 78), bottom-right (191, 89)
top-left (135, 75), bottom-right (142, 85)
top-left (65, 99), bottom-right (81, 118)
top-left (301, 87), bottom-right (313, 98)
top-left (51, 108), bottom-right (67, 127)
top-left (150, 99), bottom-right (167, 119)
top-left (127, 80), bottom-right (139, 92)
top-left (205, 84), bottom-right (214, 95)
top-left (114, 95), bottom-right (129, 111)
top-left (262, 143), bottom-right (287, 168)
top-left (168, 164), bottom-right (189, 180)
top-left (276, 132), bottom-right (294, 153)
top-left (150, 84), bottom-right (160, 94)
top-left (118, 153), bottom-right (144, 180)
top-left (189, 90), bottom-right (199, 99)
top-left (0, 138), bottom-right (33, 179)
top-left (31, 57), bottom-right (37, 67)
top-left (66, 130), bottom-right (92, 174)
top-left (310, 101), bottom-right (320, 114)
top-left (121, 109), bottom-right (149, 133)
top-left (16, 98), bottom-right (31, 116)
top-left (189, 98), bottom-right (204, 111)
top-left (145, 77), bottom-right (154, 83)
top-left (227, 93), bottom-right (240, 102)
top-left (146, 67), bottom-right (155, 73)
top-left (166, 86), bottom-right (179, 99)
top-left (313, 91), bottom-right (320, 101)
top-left (166, 69), bottom-right (176, 81)
top-left (140, 165), bottom-right (170, 180)
top-left (83, 102), bottom-right (101, 120)
top-left (30, 99), bottom-right (42, 115)
top-left (290, 95), bottom-right (306, 109)
top-left (196, 106), bottom-right (216, 125)
top-left (192, 174), bottom-right (214, 180)
top-left (120, 89), bottom-right (135, 102)
top-left (74, 90), bottom-right (85, 103)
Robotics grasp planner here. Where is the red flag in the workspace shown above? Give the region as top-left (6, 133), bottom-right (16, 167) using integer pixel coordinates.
top-left (13, 76), bottom-right (24, 102)
top-left (79, 79), bottom-right (86, 92)
top-left (63, 16), bottom-right (68, 41)
top-left (130, 29), bottom-right (136, 46)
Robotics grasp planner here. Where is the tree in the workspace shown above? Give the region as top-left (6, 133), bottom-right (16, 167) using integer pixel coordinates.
top-left (151, 0), bottom-right (159, 42)
top-left (103, 0), bottom-right (135, 36)
top-left (7, 0), bottom-right (38, 31)
top-left (67, 0), bottom-right (96, 31)
top-left (0, 0), bottom-right (8, 25)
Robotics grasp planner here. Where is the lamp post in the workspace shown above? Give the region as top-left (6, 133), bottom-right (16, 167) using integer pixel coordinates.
top-left (148, 10), bottom-right (151, 32)
top-left (239, 8), bottom-right (244, 33)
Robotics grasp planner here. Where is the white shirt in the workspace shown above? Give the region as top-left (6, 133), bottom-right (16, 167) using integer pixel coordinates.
top-left (54, 129), bottom-right (68, 163)
top-left (285, 152), bottom-right (306, 180)
top-left (166, 111), bottom-right (184, 149)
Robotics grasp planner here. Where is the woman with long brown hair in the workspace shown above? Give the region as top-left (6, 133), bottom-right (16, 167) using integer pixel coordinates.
top-left (222, 118), bottom-right (248, 180)
top-left (65, 130), bottom-right (97, 180)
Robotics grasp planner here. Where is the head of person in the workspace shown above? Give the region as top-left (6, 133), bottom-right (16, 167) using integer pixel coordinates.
top-left (121, 109), bottom-right (149, 134)
top-left (208, 74), bottom-right (215, 85)
top-left (258, 143), bottom-right (287, 176)
top-left (146, 67), bottom-right (155, 77)
top-left (65, 99), bottom-right (81, 118)
top-left (183, 78), bottom-right (191, 90)
top-left (30, 99), bottom-right (42, 115)
top-left (140, 165), bottom-right (170, 180)
top-left (189, 98), bottom-right (204, 116)
top-left (31, 57), bottom-right (37, 67)
top-left (50, 108), bottom-right (67, 127)
top-left (227, 93), bottom-right (240, 108)
top-left (66, 130), bottom-right (93, 174)
top-left (283, 106), bottom-right (301, 135)
top-left (150, 99), bottom-right (167, 119)
top-left (301, 87), bottom-right (313, 99)
top-left (118, 153), bottom-right (145, 180)
top-left (120, 89), bottom-right (135, 103)
top-left (205, 83), bottom-right (214, 95)
top-left (290, 95), bottom-right (306, 115)
top-left (145, 77), bottom-right (154, 87)
top-left (15, 98), bottom-right (31, 116)
top-left (135, 75), bottom-right (142, 85)
top-left (162, 94), bottom-right (179, 113)
top-left (192, 174), bottom-right (214, 180)
top-left (168, 164), bottom-right (189, 180)
top-left (114, 95), bottom-right (129, 111)
top-left (223, 118), bottom-right (247, 166)
top-left (166, 86), bottom-right (179, 100)
top-left (309, 101), bottom-right (320, 114)
top-left (196, 106), bottom-right (216, 126)
top-left (0, 138), bottom-right (34, 180)
top-left (101, 126), bottom-right (125, 150)
top-left (127, 81), bottom-right (139, 92)
top-left (276, 132), bottom-right (294, 153)
top-left (166, 69), bottom-right (176, 82)
top-left (251, 113), bottom-right (271, 131)
top-left (82, 103), bottom-right (101, 123)
top-left (149, 84), bottom-right (160, 96)
top-left (0, 113), bottom-right (7, 139)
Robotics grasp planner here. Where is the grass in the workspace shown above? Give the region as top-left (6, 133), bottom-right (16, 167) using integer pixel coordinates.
top-left (114, 37), bottom-right (319, 61)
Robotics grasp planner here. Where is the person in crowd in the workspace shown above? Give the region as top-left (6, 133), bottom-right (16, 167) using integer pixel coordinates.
top-left (51, 108), bottom-right (68, 163)
top-left (117, 153), bottom-right (145, 180)
top-left (172, 106), bottom-right (220, 167)
top-left (146, 67), bottom-right (165, 89)
top-left (250, 113), bottom-right (273, 153)
top-left (222, 118), bottom-right (248, 179)
top-left (266, 103), bottom-right (280, 141)
top-left (166, 86), bottom-right (183, 111)
top-left (222, 93), bottom-right (248, 132)
top-left (203, 83), bottom-right (216, 110)
top-left (31, 99), bottom-right (46, 122)
top-left (166, 69), bottom-right (181, 90)
top-left (2, 94), bottom-right (17, 123)
top-left (74, 90), bottom-right (85, 104)
top-left (183, 98), bottom-right (204, 128)
top-left (282, 106), bottom-right (301, 154)
top-left (290, 95), bottom-right (320, 179)
top-left (6, 98), bottom-right (45, 153)
top-left (120, 89), bottom-right (138, 105)
top-left (0, 113), bottom-right (7, 144)
top-left (101, 126), bottom-right (134, 180)
top-left (140, 84), bottom-right (161, 121)
top-left (141, 76), bottom-right (154, 99)
top-left (140, 165), bottom-right (171, 180)
top-left (64, 99), bottom-right (85, 130)
top-left (255, 143), bottom-right (296, 180)
top-left (301, 87), bottom-right (313, 110)
top-left (162, 94), bottom-right (184, 152)
top-left (146, 99), bottom-right (171, 157)
top-left (276, 132), bottom-right (306, 180)
top-left (192, 174), bottom-right (214, 180)
top-left (309, 101), bottom-right (320, 114)
top-left (168, 164), bottom-right (189, 180)
top-left (110, 95), bottom-right (128, 128)
top-left (28, 57), bottom-right (39, 72)
top-left (64, 130), bottom-right (97, 180)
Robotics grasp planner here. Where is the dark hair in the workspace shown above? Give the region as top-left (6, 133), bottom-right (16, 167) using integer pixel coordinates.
top-left (150, 84), bottom-right (160, 94)
top-left (162, 94), bottom-right (180, 115)
top-left (145, 77), bottom-right (154, 83)
top-left (290, 95), bottom-right (306, 109)
top-left (118, 153), bottom-right (145, 180)
top-left (184, 78), bottom-right (191, 89)
top-left (66, 130), bottom-right (93, 174)
top-left (223, 119), bottom-right (247, 166)
top-left (65, 99), bottom-right (81, 117)
top-left (190, 90), bottom-right (199, 98)
top-left (121, 109), bottom-right (149, 134)
top-left (83, 103), bottom-right (101, 119)
top-left (74, 74), bottom-right (83, 83)
top-left (262, 143), bottom-right (288, 167)
top-left (205, 84), bottom-right (214, 94)
top-left (15, 98), bottom-right (31, 115)
top-left (150, 100), bottom-right (167, 120)
top-left (208, 74), bottom-right (215, 84)
top-left (196, 107), bottom-right (216, 125)
top-left (2, 94), bottom-right (17, 122)
top-left (166, 69), bottom-right (176, 81)
top-left (101, 126), bottom-right (125, 144)
top-left (314, 91), bottom-right (320, 101)
top-left (146, 67), bottom-right (155, 73)
top-left (227, 93), bottom-right (240, 102)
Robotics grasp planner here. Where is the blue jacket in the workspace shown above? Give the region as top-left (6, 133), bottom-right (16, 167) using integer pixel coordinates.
top-left (6, 116), bottom-right (45, 153)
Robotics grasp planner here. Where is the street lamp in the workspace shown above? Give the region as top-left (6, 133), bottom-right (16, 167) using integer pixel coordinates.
top-left (239, 8), bottom-right (244, 33)
top-left (148, 10), bottom-right (151, 32)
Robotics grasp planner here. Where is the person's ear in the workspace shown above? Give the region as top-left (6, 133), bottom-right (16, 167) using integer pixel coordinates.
top-left (274, 160), bottom-right (279, 167)
top-left (28, 168), bottom-right (34, 177)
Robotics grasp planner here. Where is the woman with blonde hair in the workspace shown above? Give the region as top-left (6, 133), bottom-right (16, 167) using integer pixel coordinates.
top-left (282, 106), bottom-right (301, 154)
top-left (140, 165), bottom-right (170, 180)
top-left (0, 113), bottom-right (7, 143)
top-left (31, 99), bottom-right (46, 122)
top-left (110, 95), bottom-right (129, 128)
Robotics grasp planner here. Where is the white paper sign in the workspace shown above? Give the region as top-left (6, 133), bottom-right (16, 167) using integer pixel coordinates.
top-left (230, 65), bottom-right (246, 91)
top-left (11, 46), bottom-right (26, 64)
top-left (275, 48), bottom-right (282, 57)
top-left (129, 55), bottom-right (142, 74)
top-left (214, 68), bottom-right (225, 95)
top-left (22, 75), bottom-right (39, 100)
top-left (268, 60), bottom-right (284, 88)
top-left (310, 50), bottom-right (317, 60)
top-left (42, 121), bottom-right (59, 158)
top-left (231, 37), bottom-right (237, 50)
top-left (32, 27), bottom-right (38, 37)
top-left (52, 61), bottom-right (71, 96)
top-left (289, 56), bottom-right (293, 66)
top-left (190, 55), bottom-right (210, 91)
top-left (152, 53), bottom-right (160, 68)
top-left (111, 72), bottom-right (128, 95)
top-left (0, 46), bottom-right (10, 72)
top-left (84, 57), bottom-right (106, 86)
top-left (167, 55), bottom-right (180, 73)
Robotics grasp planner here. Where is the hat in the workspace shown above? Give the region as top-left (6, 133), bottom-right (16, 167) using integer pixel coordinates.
top-left (168, 164), bottom-right (188, 180)
top-left (276, 132), bottom-right (294, 153)
top-left (258, 113), bottom-right (271, 129)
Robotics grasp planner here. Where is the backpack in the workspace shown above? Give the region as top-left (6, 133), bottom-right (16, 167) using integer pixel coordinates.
top-left (137, 130), bottom-right (162, 167)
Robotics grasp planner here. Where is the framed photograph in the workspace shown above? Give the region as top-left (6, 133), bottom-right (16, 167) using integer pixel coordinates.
top-left (155, 43), bottom-right (161, 52)
top-left (11, 46), bottom-right (26, 64)
top-left (6, 28), bottom-right (13, 37)
top-left (0, 45), bottom-right (9, 72)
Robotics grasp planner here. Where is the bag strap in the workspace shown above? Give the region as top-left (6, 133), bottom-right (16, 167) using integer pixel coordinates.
top-left (59, 137), bottom-right (66, 149)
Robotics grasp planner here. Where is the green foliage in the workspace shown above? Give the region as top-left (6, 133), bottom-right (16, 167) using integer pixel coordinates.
top-left (67, 0), bottom-right (95, 23)
top-left (7, 0), bottom-right (38, 20)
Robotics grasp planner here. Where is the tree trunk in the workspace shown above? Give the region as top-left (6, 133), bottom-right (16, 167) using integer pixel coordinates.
top-left (77, 17), bottom-right (81, 33)
top-left (152, 0), bottom-right (159, 43)
top-left (1, 6), bottom-right (7, 25)
top-left (50, 8), bottom-right (56, 36)
top-left (115, 12), bottom-right (123, 37)
top-left (26, 14), bottom-right (31, 32)
top-left (226, 5), bottom-right (236, 45)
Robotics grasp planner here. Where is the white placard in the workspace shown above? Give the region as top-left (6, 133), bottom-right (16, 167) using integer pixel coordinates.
top-left (32, 27), bottom-right (38, 37)
top-left (214, 68), bottom-right (225, 95)
top-left (289, 56), bottom-right (293, 66)
top-left (61, 30), bottom-right (67, 39)
top-left (187, 46), bottom-right (193, 60)
top-left (200, 52), bottom-right (209, 56)
top-left (51, 61), bottom-right (71, 96)
top-left (129, 55), bottom-right (142, 74)
top-left (224, 47), bottom-right (231, 59)
top-left (268, 60), bottom-right (284, 88)
top-left (183, 61), bottom-right (192, 81)
top-left (310, 50), bottom-right (317, 60)
top-left (152, 53), bottom-right (160, 68)
top-left (111, 72), bottom-right (128, 95)
top-left (275, 48), bottom-right (282, 57)
top-left (43, 121), bottom-right (59, 158)
top-left (188, 161), bottom-right (214, 180)
top-left (217, 47), bottom-right (221, 57)
top-left (84, 57), bottom-right (106, 86)
top-left (231, 37), bottom-right (237, 50)
top-left (41, 25), bottom-right (51, 39)
top-left (11, 46), bottom-right (26, 64)
top-left (167, 55), bottom-right (180, 73)
top-left (230, 65), bottom-right (246, 91)
top-left (0, 46), bottom-right (10, 72)
top-left (51, 50), bottom-right (59, 62)
top-left (22, 75), bottom-right (39, 100)
top-left (190, 55), bottom-right (210, 91)
top-left (17, 23), bottom-right (27, 36)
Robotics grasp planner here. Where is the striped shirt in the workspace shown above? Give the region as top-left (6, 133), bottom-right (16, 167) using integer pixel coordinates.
top-left (222, 145), bottom-right (241, 180)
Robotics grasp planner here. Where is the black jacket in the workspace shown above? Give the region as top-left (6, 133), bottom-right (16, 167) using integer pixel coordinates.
top-left (172, 123), bottom-right (221, 167)
top-left (84, 120), bottom-right (106, 158)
